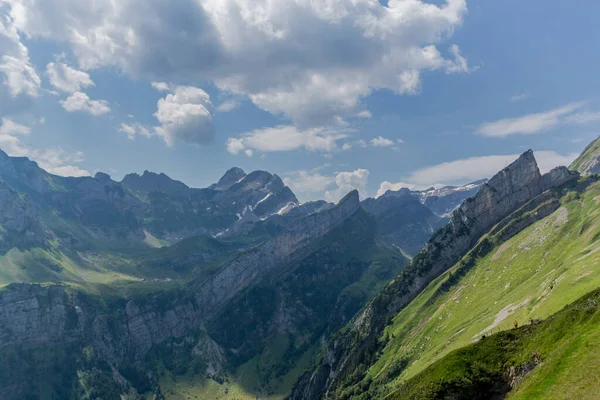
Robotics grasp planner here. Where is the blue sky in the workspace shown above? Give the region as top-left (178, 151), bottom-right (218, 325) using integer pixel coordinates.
top-left (0, 0), bottom-right (598, 202)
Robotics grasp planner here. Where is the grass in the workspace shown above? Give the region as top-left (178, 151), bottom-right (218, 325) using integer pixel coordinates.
top-left (354, 180), bottom-right (600, 396)
top-left (570, 136), bottom-right (600, 173)
top-left (387, 286), bottom-right (600, 400)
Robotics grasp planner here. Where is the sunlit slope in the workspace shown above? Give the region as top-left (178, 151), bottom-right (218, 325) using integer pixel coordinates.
top-left (388, 286), bottom-right (600, 400)
top-left (359, 179), bottom-right (600, 397)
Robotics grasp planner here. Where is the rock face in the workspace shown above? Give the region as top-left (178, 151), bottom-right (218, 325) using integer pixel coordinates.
top-left (189, 190), bottom-right (361, 319)
top-left (0, 182), bottom-right (47, 252)
top-left (0, 284), bottom-right (84, 349)
top-left (290, 150), bottom-right (579, 399)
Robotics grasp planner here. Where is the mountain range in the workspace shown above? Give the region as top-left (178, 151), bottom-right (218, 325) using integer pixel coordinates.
top-left (1, 137), bottom-right (600, 400)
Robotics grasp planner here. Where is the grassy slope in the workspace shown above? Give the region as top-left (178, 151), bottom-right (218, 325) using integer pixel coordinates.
top-left (0, 232), bottom-right (245, 296)
top-left (570, 136), bottom-right (600, 173)
top-left (389, 286), bottom-right (600, 400)
top-left (355, 180), bottom-right (600, 397)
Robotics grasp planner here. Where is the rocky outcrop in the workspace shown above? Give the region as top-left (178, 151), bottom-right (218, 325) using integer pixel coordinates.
top-left (291, 150), bottom-right (579, 399)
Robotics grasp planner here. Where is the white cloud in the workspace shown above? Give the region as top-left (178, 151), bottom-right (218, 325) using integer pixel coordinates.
top-left (118, 84), bottom-right (215, 146)
top-left (46, 59), bottom-right (94, 93)
top-left (283, 171), bottom-right (335, 194)
top-left (445, 44), bottom-right (478, 74)
top-left (376, 150), bottom-right (578, 197)
top-left (284, 168), bottom-right (369, 202)
top-left (60, 91), bottom-right (111, 115)
top-left (509, 93), bottom-right (529, 102)
top-left (369, 136), bottom-right (395, 147)
top-left (118, 122), bottom-right (151, 140)
top-left (0, 117), bottom-right (30, 135)
top-left (153, 84), bottom-right (215, 146)
top-left (0, 56), bottom-right (41, 98)
top-left (216, 99), bottom-right (241, 113)
top-left (0, 16), bottom-right (41, 103)
top-left (0, 118), bottom-right (89, 177)
top-left (227, 125), bottom-right (351, 156)
top-left (355, 136), bottom-right (402, 149)
top-left (3, 0), bottom-right (471, 126)
top-left (324, 169), bottom-right (369, 203)
top-left (376, 181), bottom-right (438, 197)
top-left (475, 102), bottom-right (600, 137)
top-left (151, 81), bottom-right (170, 92)
top-left (563, 111), bottom-right (600, 125)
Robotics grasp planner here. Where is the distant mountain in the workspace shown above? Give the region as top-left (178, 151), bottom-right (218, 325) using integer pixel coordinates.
top-left (362, 189), bottom-right (441, 255)
top-left (360, 180), bottom-right (487, 255)
top-left (416, 179), bottom-right (488, 216)
top-left (0, 150), bottom-right (300, 252)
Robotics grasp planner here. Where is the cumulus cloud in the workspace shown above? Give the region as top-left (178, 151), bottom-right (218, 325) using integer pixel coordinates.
top-left (284, 168), bottom-right (369, 202)
top-left (3, 0), bottom-right (472, 126)
top-left (0, 13), bottom-right (40, 112)
top-left (324, 169), bottom-right (369, 203)
top-left (46, 59), bottom-right (94, 93)
top-left (0, 118), bottom-right (89, 176)
top-left (376, 150), bottom-right (578, 197)
top-left (153, 83), bottom-right (215, 146)
top-left (60, 91), bottom-right (110, 115)
top-left (283, 170), bottom-right (335, 195)
top-left (119, 83), bottom-right (215, 146)
top-left (476, 102), bottom-right (600, 137)
top-left (227, 125), bottom-right (351, 156)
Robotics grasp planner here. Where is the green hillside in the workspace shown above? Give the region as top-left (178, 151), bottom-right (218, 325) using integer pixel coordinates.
top-left (335, 177), bottom-right (600, 398)
top-left (390, 286), bottom-right (600, 400)
top-left (570, 136), bottom-right (600, 175)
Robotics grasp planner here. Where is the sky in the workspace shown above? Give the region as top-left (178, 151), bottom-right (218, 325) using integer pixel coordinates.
top-left (0, 0), bottom-right (599, 202)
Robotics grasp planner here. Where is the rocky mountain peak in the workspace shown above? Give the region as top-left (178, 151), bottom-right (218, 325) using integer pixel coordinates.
top-left (211, 167), bottom-right (246, 191)
top-left (94, 172), bottom-right (111, 182)
top-left (338, 189), bottom-right (360, 209)
top-left (121, 170), bottom-right (189, 194)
